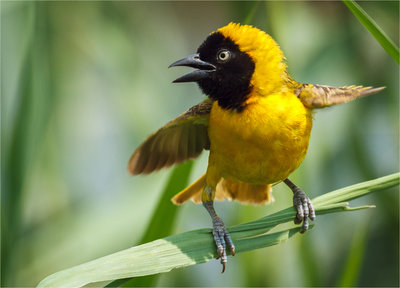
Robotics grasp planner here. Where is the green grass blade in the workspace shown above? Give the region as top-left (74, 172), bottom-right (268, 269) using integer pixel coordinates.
top-left (342, 0), bottom-right (399, 64)
top-left (312, 172), bottom-right (399, 206)
top-left (109, 161), bottom-right (193, 287)
top-left (139, 161), bottom-right (194, 244)
top-left (336, 219), bottom-right (369, 286)
top-left (2, 35), bottom-right (33, 288)
top-left (38, 226), bottom-right (304, 288)
top-left (37, 173), bottom-right (398, 287)
top-left (2, 3), bottom-right (58, 285)
top-left (243, 1), bottom-right (259, 25)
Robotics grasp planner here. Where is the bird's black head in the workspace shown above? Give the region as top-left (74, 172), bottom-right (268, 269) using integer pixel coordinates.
top-left (169, 32), bottom-right (255, 111)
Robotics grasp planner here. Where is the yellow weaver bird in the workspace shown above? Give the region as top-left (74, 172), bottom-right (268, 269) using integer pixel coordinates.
top-left (128, 23), bottom-right (384, 272)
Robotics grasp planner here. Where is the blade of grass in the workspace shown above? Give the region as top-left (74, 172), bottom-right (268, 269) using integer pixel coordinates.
top-left (297, 234), bottom-right (322, 286)
top-left (342, 0), bottom-right (399, 64)
top-left (139, 161), bottom-right (194, 244)
top-left (1, 31), bottom-right (33, 288)
top-left (39, 226), bottom-right (306, 288)
top-left (243, 1), bottom-right (259, 25)
top-left (38, 173), bottom-right (399, 288)
top-left (312, 172), bottom-right (399, 206)
top-left (336, 217), bottom-right (369, 286)
top-left (2, 3), bottom-right (57, 285)
top-left (108, 161), bottom-right (193, 287)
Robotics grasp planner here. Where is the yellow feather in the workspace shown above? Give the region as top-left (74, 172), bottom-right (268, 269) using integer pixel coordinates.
top-left (217, 23), bottom-right (287, 95)
top-left (207, 92), bottom-right (312, 188)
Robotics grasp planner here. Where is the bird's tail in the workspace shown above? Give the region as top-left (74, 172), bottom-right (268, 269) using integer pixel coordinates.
top-left (171, 174), bottom-right (207, 205)
top-left (171, 174), bottom-right (274, 205)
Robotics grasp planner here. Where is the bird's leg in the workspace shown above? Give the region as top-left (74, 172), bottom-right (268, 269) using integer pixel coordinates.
top-left (283, 178), bottom-right (316, 233)
top-left (202, 186), bottom-right (235, 273)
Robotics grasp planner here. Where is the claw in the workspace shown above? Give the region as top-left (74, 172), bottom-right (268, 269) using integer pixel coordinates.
top-left (211, 218), bottom-right (233, 273)
top-left (284, 178), bottom-right (315, 233)
top-left (203, 200), bottom-right (235, 273)
top-left (293, 190), bottom-right (315, 232)
top-left (294, 216), bottom-right (302, 224)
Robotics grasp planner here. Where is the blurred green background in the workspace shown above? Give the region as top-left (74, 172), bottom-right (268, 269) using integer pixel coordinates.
top-left (2, 1), bottom-right (399, 287)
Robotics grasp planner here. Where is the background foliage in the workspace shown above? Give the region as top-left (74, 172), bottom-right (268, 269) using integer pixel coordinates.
top-left (2, 1), bottom-right (399, 287)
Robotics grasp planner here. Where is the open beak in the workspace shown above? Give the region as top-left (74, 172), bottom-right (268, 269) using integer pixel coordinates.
top-left (169, 53), bottom-right (216, 83)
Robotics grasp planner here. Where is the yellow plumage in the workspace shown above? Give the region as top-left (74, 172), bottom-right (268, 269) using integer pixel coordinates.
top-left (173, 91), bottom-right (312, 204)
top-left (207, 93), bottom-right (312, 184)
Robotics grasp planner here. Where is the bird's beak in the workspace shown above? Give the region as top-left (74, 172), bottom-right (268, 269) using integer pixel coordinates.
top-left (169, 53), bottom-right (216, 83)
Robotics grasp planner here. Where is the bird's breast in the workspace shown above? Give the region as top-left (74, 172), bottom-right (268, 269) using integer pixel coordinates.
top-left (208, 92), bottom-right (313, 184)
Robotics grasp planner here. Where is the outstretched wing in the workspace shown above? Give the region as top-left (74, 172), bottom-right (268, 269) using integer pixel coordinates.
top-left (128, 99), bottom-right (213, 175)
top-left (296, 84), bottom-right (385, 108)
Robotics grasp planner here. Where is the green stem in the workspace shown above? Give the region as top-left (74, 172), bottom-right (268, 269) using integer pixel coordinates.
top-left (342, 0), bottom-right (399, 65)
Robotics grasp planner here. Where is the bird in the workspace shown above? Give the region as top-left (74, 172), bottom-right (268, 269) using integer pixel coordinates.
top-left (127, 23), bottom-right (384, 273)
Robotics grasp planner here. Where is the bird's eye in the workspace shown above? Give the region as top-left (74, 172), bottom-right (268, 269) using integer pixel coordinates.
top-left (217, 50), bottom-right (231, 62)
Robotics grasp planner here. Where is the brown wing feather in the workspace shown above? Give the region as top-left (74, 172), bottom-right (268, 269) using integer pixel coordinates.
top-left (296, 84), bottom-right (385, 108)
top-left (128, 99), bottom-right (213, 175)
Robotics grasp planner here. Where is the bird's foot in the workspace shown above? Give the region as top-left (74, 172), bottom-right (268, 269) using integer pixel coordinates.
top-left (293, 189), bottom-right (316, 233)
top-left (284, 178), bottom-right (316, 233)
top-left (211, 217), bottom-right (235, 273)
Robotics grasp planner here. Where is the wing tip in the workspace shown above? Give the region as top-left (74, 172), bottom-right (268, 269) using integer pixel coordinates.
top-left (364, 86), bottom-right (385, 95)
top-left (127, 150), bottom-right (152, 175)
top-left (127, 152), bottom-right (141, 175)
top-left (127, 150), bottom-right (183, 176)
